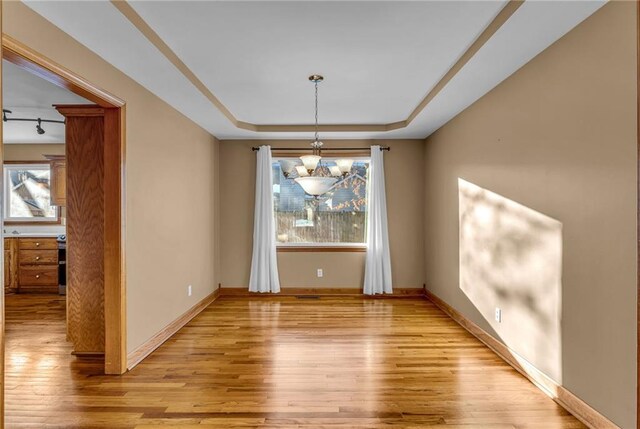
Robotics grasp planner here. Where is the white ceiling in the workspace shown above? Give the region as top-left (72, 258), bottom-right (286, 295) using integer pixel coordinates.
top-left (3, 59), bottom-right (88, 144)
top-left (22, 0), bottom-right (606, 140)
top-left (127, 1), bottom-right (507, 125)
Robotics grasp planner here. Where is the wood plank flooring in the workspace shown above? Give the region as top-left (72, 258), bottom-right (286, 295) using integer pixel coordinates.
top-left (5, 293), bottom-right (585, 428)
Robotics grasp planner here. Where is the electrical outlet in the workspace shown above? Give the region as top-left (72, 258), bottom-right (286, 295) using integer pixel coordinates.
top-left (495, 307), bottom-right (502, 323)
top-left (317, 269), bottom-right (323, 278)
top-left (188, 285), bottom-right (192, 297)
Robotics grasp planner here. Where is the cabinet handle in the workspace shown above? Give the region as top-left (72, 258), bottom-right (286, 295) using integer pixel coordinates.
top-left (35, 256), bottom-right (40, 261)
top-left (35, 242), bottom-right (40, 247)
top-left (35, 275), bottom-right (40, 279)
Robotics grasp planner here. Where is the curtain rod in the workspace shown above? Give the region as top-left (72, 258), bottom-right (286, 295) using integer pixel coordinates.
top-left (251, 146), bottom-right (390, 151)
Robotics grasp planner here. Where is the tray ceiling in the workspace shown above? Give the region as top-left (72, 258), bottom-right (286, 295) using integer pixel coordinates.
top-left (22, 0), bottom-right (606, 139)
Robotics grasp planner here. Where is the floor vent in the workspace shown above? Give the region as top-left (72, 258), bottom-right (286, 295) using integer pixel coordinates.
top-left (295, 295), bottom-right (321, 299)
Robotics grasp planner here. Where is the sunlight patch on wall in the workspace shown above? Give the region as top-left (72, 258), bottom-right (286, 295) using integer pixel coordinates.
top-left (458, 178), bottom-right (563, 383)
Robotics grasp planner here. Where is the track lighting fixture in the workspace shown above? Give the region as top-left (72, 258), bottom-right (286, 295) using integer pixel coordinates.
top-left (2, 109), bottom-right (65, 136)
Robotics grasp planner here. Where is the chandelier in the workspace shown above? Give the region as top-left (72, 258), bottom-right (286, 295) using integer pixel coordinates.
top-left (279, 75), bottom-right (355, 197)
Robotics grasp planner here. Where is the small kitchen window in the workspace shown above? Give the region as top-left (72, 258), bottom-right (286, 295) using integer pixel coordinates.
top-left (3, 164), bottom-right (58, 223)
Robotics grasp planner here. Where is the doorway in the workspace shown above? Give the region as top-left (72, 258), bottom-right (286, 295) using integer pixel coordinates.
top-left (1, 34), bottom-right (126, 384)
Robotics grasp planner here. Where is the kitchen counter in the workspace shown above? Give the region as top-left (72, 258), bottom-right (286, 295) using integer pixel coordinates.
top-left (4, 232), bottom-right (63, 238)
top-left (3, 225), bottom-right (65, 238)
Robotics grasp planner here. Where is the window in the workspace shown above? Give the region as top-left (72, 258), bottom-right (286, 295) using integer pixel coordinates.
top-left (272, 157), bottom-right (369, 246)
top-left (4, 164), bottom-right (58, 223)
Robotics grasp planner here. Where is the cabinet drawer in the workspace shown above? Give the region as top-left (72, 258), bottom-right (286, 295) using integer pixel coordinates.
top-left (18, 284), bottom-right (58, 293)
top-left (19, 250), bottom-right (57, 265)
top-left (19, 266), bottom-right (58, 285)
top-left (18, 238), bottom-right (57, 250)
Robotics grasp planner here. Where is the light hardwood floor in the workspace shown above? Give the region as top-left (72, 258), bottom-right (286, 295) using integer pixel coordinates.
top-left (5, 293), bottom-right (585, 428)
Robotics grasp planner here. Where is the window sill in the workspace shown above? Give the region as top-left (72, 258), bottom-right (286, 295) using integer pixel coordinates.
top-left (277, 245), bottom-right (367, 253)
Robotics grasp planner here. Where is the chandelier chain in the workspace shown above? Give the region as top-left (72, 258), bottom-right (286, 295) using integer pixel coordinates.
top-left (314, 81), bottom-right (319, 144)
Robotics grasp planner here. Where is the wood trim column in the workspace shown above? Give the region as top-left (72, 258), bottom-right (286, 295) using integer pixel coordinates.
top-left (56, 104), bottom-right (126, 374)
top-left (57, 105), bottom-right (106, 356)
top-left (103, 107), bottom-right (126, 374)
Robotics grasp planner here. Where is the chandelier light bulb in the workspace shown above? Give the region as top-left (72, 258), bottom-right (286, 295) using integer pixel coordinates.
top-left (295, 165), bottom-right (310, 177)
top-left (279, 159), bottom-right (300, 178)
top-left (329, 166), bottom-right (342, 177)
top-left (300, 155), bottom-right (321, 174)
top-left (335, 159), bottom-right (354, 175)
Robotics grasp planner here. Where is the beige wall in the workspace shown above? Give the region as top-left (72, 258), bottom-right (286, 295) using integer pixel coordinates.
top-left (3, 143), bottom-right (65, 161)
top-left (4, 2), bottom-right (221, 354)
top-left (423, 2), bottom-right (636, 427)
top-left (220, 139), bottom-right (425, 288)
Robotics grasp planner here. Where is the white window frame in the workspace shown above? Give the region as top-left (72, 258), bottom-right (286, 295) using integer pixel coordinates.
top-left (273, 156), bottom-right (370, 249)
top-left (4, 163), bottom-right (59, 223)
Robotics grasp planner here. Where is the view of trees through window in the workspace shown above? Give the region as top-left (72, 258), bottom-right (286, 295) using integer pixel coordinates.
top-left (272, 158), bottom-right (369, 245)
top-left (4, 165), bottom-right (57, 221)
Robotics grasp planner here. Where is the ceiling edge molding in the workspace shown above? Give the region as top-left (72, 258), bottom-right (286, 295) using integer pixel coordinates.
top-left (110, 0), bottom-right (240, 125)
top-left (113, 0), bottom-right (522, 133)
top-left (405, 0), bottom-right (523, 124)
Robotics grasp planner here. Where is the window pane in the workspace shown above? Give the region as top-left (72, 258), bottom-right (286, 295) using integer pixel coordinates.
top-left (6, 167), bottom-right (56, 220)
top-left (273, 158), bottom-right (369, 244)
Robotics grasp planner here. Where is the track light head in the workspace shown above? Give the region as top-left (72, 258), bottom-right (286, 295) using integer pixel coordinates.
top-left (36, 119), bottom-right (45, 135)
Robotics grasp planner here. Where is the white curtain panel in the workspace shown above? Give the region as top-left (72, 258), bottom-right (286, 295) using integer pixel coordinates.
top-left (249, 146), bottom-right (281, 293)
top-left (363, 145), bottom-right (393, 295)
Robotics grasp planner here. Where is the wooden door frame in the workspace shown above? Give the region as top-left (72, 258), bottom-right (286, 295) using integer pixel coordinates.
top-left (1, 2), bottom-right (5, 423)
top-left (1, 35), bottom-right (127, 375)
top-left (637, 2), bottom-right (640, 428)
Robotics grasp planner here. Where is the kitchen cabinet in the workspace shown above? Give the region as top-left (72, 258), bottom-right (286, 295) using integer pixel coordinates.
top-left (3, 237), bottom-right (59, 293)
top-left (45, 155), bottom-right (66, 207)
top-left (18, 237), bottom-right (58, 293)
